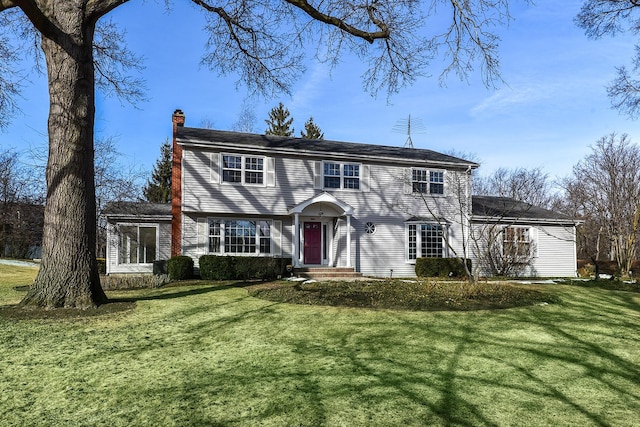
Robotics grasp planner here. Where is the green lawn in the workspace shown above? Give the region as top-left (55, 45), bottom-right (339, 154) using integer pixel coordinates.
top-left (1, 266), bottom-right (639, 426)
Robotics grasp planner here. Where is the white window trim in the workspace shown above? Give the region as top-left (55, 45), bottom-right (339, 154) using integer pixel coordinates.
top-left (116, 223), bottom-right (160, 265)
top-left (411, 167), bottom-right (446, 196)
top-left (405, 222), bottom-right (448, 264)
top-left (220, 153), bottom-right (267, 187)
top-left (502, 226), bottom-right (537, 260)
top-left (322, 161), bottom-right (362, 191)
top-left (206, 218), bottom-right (277, 256)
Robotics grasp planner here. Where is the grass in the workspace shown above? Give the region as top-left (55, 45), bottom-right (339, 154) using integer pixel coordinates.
top-left (0, 265), bottom-right (639, 426)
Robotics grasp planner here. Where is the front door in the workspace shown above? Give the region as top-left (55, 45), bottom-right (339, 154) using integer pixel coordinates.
top-left (304, 222), bottom-right (322, 265)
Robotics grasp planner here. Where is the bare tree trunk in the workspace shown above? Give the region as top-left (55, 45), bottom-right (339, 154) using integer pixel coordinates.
top-left (21, 18), bottom-right (107, 309)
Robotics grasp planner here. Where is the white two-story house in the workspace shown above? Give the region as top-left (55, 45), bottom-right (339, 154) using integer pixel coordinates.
top-left (104, 110), bottom-right (578, 278)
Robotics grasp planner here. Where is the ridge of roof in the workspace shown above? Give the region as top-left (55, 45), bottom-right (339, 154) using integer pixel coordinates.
top-left (176, 127), bottom-right (479, 168)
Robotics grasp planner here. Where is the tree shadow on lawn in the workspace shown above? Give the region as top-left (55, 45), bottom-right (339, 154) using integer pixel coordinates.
top-left (0, 281), bottom-right (251, 320)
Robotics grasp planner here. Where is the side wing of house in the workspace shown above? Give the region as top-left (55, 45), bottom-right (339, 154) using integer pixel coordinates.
top-left (177, 127), bottom-right (478, 278)
top-left (471, 196), bottom-right (578, 278)
top-left (104, 203), bottom-right (172, 274)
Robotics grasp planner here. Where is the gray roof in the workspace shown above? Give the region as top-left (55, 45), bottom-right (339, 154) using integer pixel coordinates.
top-left (472, 196), bottom-right (573, 223)
top-left (176, 127), bottom-right (479, 168)
top-left (103, 202), bottom-right (172, 217)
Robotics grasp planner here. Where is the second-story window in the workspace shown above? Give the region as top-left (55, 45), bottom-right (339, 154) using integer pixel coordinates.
top-left (412, 168), bottom-right (444, 195)
top-left (222, 154), bottom-right (264, 185)
top-left (323, 162), bottom-right (360, 190)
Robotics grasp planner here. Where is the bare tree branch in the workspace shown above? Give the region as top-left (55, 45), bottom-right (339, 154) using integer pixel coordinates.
top-left (577, 0), bottom-right (640, 117)
top-left (94, 18), bottom-right (147, 105)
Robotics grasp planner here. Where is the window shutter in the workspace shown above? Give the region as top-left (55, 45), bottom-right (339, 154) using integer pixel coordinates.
top-left (272, 220), bottom-right (282, 256)
top-left (266, 157), bottom-right (276, 187)
top-left (210, 153), bottom-right (220, 184)
top-left (361, 164), bottom-right (370, 192)
top-left (197, 217), bottom-right (208, 254)
top-left (529, 227), bottom-right (539, 258)
top-left (403, 168), bottom-right (413, 194)
top-left (314, 161), bottom-right (323, 189)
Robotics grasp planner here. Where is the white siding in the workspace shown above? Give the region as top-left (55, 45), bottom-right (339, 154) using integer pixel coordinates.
top-left (106, 220), bottom-right (171, 275)
top-left (470, 222), bottom-right (577, 278)
top-left (179, 145), bottom-right (474, 277)
top-left (530, 225), bottom-right (577, 277)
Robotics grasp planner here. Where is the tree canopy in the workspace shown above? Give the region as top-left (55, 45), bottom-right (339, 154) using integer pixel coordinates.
top-left (300, 117), bottom-right (324, 140)
top-left (0, 0), bottom-right (522, 308)
top-left (577, 0), bottom-right (640, 117)
top-left (265, 103), bottom-right (295, 136)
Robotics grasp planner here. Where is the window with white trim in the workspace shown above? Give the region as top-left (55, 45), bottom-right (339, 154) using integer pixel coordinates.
top-left (323, 161), bottom-right (360, 190)
top-left (118, 225), bottom-right (157, 264)
top-left (407, 223), bottom-right (445, 262)
top-left (222, 154), bottom-right (264, 185)
top-left (503, 226), bottom-right (530, 258)
top-left (412, 168), bottom-right (444, 195)
top-left (208, 219), bottom-right (272, 255)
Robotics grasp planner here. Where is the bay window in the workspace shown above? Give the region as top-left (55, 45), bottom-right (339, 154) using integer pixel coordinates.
top-left (407, 223), bottom-right (445, 262)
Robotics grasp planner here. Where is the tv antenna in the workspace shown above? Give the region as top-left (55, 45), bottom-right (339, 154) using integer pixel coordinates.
top-left (392, 114), bottom-right (426, 148)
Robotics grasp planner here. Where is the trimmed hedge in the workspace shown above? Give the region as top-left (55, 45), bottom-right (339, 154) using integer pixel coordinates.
top-left (415, 257), bottom-right (471, 278)
top-left (96, 258), bottom-right (106, 275)
top-left (199, 255), bottom-right (292, 281)
top-left (153, 259), bottom-right (168, 275)
top-left (167, 255), bottom-right (194, 280)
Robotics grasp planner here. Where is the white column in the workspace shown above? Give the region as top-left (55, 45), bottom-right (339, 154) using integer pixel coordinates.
top-left (294, 213), bottom-right (300, 267)
top-left (346, 214), bottom-right (352, 268)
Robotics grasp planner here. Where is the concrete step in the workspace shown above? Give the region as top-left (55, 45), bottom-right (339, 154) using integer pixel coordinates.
top-left (295, 267), bottom-right (363, 279)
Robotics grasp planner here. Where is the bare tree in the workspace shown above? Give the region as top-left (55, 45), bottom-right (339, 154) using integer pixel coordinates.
top-left (563, 133), bottom-right (640, 277)
top-left (0, 0), bottom-right (522, 308)
top-left (473, 166), bottom-right (555, 209)
top-left (232, 101), bottom-right (257, 133)
top-left (576, 1), bottom-right (640, 117)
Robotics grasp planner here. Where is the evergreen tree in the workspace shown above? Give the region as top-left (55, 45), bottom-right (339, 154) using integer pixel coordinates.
top-left (143, 140), bottom-right (172, 203)
top-left (265, 102), bottom-right (294, 136)
top-left (300, 117), bottom-right (324, 140)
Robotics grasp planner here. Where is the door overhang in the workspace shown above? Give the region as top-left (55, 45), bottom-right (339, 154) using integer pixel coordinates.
top-left (288, 192), bottom-right (354, 216)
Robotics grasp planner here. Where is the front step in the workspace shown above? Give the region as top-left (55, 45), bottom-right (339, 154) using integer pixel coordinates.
top-left (295, 267), bottom-right (363, 279)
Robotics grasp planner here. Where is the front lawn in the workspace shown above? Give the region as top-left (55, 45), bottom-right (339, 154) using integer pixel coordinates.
top-left (0, 267), bottom-right (638, 426)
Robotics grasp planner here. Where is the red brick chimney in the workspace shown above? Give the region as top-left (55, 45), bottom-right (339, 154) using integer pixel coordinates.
top-left (171, 109), bottom-right (185, 257)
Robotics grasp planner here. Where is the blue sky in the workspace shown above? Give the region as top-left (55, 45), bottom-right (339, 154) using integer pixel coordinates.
top-left (2, 0), bottom-right (640, 181)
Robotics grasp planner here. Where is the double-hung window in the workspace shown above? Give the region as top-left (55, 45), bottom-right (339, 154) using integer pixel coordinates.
top-left (323, 162), bottom-right (360, 190)
top-left (503, 226), bottom-right (530, 258)
top-left (407, 223), bottom-right (445, 262)
top-left (412, 168), bottom-right (444, 195)
top-left (208, 219), bottom-right (272, 255)
top-left (222, 154), bottom-right (264, 185)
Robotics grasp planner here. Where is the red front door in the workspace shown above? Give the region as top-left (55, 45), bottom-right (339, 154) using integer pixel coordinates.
top-left (304, 222), bottom-right (322, 265)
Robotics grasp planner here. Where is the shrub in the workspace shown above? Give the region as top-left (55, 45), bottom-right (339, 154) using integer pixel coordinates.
top-left (198, 255), bottom-right (292, 281)
top-left (167, 256), bottom-right (194, 280)
top-left (101, 274), bottom-right (170, 290)
top-left (199, 255), bottom-right (235, 280)
top-left (153, 259), bottom-right (168, 275)
top-left (415, 258), bottom-right (471, 278)
top-left (96, 258), bottom-right (106, 275)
